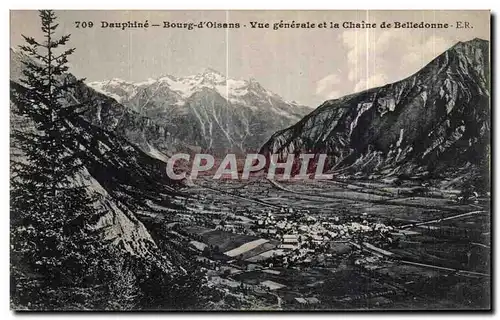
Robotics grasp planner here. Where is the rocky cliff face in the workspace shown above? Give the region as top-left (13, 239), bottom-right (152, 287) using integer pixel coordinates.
top-left (260, 39), bottom-right (490, 182)
top-left (88, 69), bottom-right (311, 154)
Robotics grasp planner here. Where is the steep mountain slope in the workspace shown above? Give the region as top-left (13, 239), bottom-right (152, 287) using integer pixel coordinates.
top-left (10, 78), bottom-right (185, 263)
top-left (88, 69), bottom-right (311, 154)
top-left (260, 39), bottom-right (490, 183)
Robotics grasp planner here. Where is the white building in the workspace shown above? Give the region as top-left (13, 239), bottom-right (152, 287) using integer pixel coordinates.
top-left (283, 234), bottom-right (299, 244)
top-left (279, 244), bottom-right (299, 250)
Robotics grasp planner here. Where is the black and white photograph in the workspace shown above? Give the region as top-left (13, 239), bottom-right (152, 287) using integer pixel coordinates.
top-left (9, 9), bottom-right (491, 311)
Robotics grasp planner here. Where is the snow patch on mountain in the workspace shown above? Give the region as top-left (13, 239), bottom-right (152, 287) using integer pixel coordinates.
top-left (88, 69), bottom-right (305, 112)
top-left (88, 78), bottom-right (136, 103)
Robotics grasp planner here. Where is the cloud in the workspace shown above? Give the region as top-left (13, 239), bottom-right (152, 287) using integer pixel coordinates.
top-left (315, 29), bottom-right (456, 100)
top-left (400, 35), bottom-right (452, 71)
top-left (325, 90), bottom-right (341, 99)
top-left (353, 74), bottom-right (389, 93)
top-left (315, 73), bottom-right (342, 99)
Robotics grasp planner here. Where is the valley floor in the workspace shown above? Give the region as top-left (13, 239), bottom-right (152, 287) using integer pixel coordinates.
top-left (140, 177), bottom-right (491, 310)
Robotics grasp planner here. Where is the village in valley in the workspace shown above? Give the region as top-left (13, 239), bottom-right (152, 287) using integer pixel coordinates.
top-left (139, 177), bottom-right (490, 310)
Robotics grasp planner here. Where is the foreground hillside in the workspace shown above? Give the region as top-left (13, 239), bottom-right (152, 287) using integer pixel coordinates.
top-left (10, 79), bottom-right (204, 310)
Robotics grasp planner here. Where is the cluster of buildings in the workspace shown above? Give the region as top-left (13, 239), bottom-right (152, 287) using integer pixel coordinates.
top-left (251, 209), bottom-right (395, 264)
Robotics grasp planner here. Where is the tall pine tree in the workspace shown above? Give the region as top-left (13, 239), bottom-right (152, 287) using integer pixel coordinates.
top-left (11, 10), bottom-right (98, 292)
top-left (10, 10), bottom-right (208, 310)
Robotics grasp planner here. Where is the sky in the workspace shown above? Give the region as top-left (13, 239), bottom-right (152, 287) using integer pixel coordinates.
top-left (10, 10), bottom-right (490, 107)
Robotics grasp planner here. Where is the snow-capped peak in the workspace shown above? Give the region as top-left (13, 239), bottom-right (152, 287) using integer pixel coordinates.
top-left (199, 67), bottom-right (225, 77)
top-left (193, 67), bottom-right (226, 84)
top-left (110, 78), bottom-right (132, 84)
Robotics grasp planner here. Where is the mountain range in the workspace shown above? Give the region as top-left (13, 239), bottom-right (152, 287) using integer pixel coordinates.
top-left (87, 69), bottom-right (311, 155)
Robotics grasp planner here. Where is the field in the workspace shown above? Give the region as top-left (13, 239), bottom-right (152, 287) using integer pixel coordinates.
top-left (148, 177), bottom-right (491, 310)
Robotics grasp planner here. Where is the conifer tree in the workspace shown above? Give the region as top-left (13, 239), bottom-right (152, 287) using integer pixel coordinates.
top-left (10, 10), bottom-right (207, 310)
top-left (10, 10), bottom-right (96, 287)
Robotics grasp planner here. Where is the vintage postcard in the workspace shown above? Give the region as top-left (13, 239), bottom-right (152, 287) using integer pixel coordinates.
top-left (10, 10), bottom-right (491, 311)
